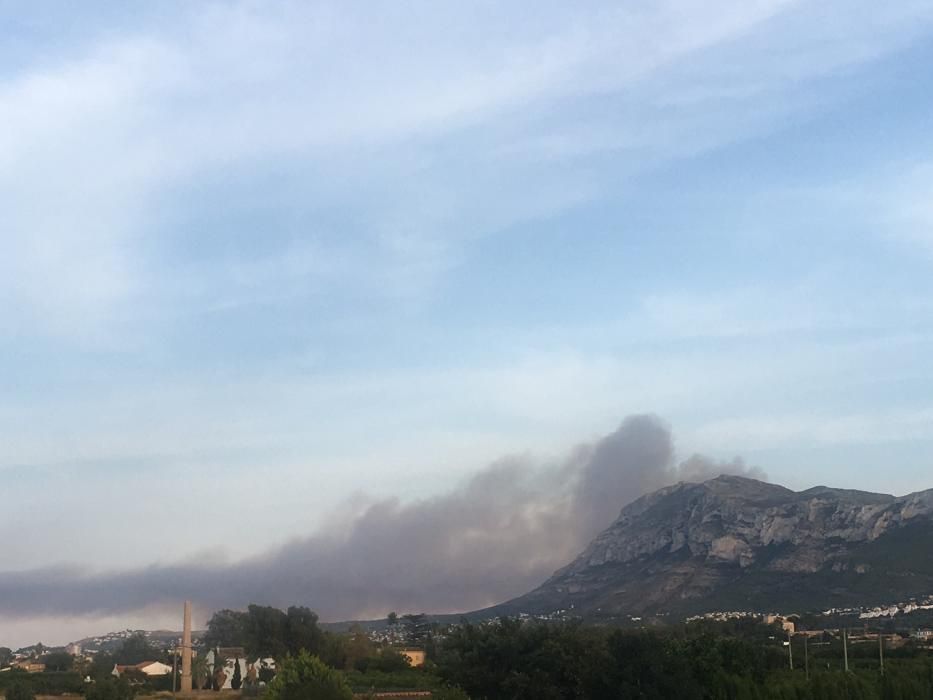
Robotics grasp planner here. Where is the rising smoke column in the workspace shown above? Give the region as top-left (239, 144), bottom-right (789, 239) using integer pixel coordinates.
top-left (0, 415), bottom-right (763, 621)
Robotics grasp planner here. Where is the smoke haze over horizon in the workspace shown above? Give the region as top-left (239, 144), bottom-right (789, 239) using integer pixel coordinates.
top-left (0, 416), bottom-right (764, 646)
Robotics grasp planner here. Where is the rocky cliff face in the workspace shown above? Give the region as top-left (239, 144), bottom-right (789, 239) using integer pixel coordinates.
top-left (500, 475), bottom-right (933, 617)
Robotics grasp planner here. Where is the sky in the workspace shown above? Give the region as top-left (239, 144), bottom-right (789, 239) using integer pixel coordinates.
top-left (2, 0), bottom-right (933, 648)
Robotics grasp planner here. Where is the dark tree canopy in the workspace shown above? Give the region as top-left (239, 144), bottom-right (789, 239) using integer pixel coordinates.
top-left (89, 652), bottom-right (116, 680)
top-left (247, 605), bottom-right (290, 658)
top-left (401, 613), bottom-right (431, 644)
top-left (203, 604), bottom-right (327, 660)
top-left (203, 609), bottom-right (249, 649)
top-left (285, 606), bottom-right (325, 656)
top-left (5, 682), bottom-right (36, 700)
top-left (113, 633), bottom-right (156, 665)
top-left (41, 651), bottom-right (74, 672)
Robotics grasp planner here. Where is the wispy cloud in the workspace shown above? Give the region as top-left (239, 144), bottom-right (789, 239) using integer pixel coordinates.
top-left (3, 0), bottom-right (929, 340)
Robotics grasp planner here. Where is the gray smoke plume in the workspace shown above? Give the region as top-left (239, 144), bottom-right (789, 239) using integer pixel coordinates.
top-left (0, 415), bottom-right (763, 621)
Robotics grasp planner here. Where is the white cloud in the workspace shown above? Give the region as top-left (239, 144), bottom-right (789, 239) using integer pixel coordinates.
top-left (3, 0), bottom-right (930, 339)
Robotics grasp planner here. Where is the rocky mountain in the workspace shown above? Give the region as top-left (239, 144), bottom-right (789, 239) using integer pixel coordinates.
top-left (497, 475), bottom-right (933, 618)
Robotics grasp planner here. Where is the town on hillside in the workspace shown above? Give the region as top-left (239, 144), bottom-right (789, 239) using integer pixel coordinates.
top-left (4, 598), bottom-right (933, 699)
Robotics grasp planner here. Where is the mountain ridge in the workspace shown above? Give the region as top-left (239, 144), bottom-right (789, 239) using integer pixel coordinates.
top-left (491, 475), bottom-right (933, 619)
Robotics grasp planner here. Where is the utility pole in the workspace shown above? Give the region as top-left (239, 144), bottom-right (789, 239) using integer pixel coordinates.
top-left (804, 634), bottom-right (809, 681)
top-left (181, 601), bottom-right (193, 694)
top-left (879, 632), bottom-right (885, 677)
top-left (843, 628), bottom-right (850, 673)
top-left (788, 632), bottom-right (794, 671)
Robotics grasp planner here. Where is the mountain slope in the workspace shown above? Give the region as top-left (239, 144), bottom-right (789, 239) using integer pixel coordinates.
top-left (497, 475), bottom-right (933, 618)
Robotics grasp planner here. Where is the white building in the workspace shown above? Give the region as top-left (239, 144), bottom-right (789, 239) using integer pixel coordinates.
top-left (112, 661), bottom-right (173, 677)
top-left (204, 649), bottom-right (276, 690)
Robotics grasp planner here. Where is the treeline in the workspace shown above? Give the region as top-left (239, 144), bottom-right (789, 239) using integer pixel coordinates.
top-left (435, 618), bottom-right (933, 700)
top-left (0, 632), bottom-right (177, 699)
top-left (200, 606), bottom-right (933, 699)
top-left (5, 607), bottom-right (932, 699)
top-left (203, 604), bottom-right (423, 673)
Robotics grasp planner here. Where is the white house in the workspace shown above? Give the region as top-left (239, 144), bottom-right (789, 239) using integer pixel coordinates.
top-left (112, 661), bottom-right (173, 677)
top-left (204, 649), bottom-right (276, 690)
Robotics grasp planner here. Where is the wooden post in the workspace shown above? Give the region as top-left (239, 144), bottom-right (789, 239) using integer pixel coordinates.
top-left (843, 628), bottom-right (849, 673)
top-left (804, 634), bottom-right (809, 681)
top-left (879, 632), bottom-right (885, 677)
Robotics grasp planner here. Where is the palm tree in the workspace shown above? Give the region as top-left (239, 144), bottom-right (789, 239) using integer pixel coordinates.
top-left (192, 655), bottom-right (209, 690)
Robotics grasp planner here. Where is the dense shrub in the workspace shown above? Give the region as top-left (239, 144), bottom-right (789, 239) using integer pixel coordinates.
top-left (354, 648), bottom-right (411, 673)
top-left (84, 677), bottom-right (136, 700)
top-left (430, 686), bottom-right (471, 700)
top-left (264, 651), bottom-right (352, 700)
top-left (0, 671), bottom-right (84, 696)
top-left (4, 682), bottom-right (35, 700)
top-left (345, 668), bottom-right (437, 691)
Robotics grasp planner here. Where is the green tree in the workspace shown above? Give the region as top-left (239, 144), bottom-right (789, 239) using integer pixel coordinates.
top-left (191, 654), bottom-right (209, 690)
top-left (0, 647), bottom-right (13, 668)
top-left (5, 682), bottom-right (36, 700)
top-left (205, 604), bottom-right (328, 661)
top-left (231, 657), bottom-right (243, 690)
top-left (41, 651), bottom-right (74, 672)
top-left (318, 632), bottom-right (350, 670)
top-left (345, 627), bottom-right (375, 671)
top-left (244, 605), bottom-right (290, 659)
top-left (604, 630), bottom-right (700, 700)
top-left (365, 648), bottom-right (411, 673)
top-left (285, 606), bottom-right (325, 656)
top-left (437, 618), bottom-right (610, 699)
top-left (265, 651), bottom-right (352, 700)
top-left (89, 652), bottom-right (116, 680)
top-left (204, 609), bottom-right (249, 649)
top-left (113, 633), bottom-right (155, 665)
top-left (212, 653), bottom-right (228, 691)
top-left (401, 614), bottom-right (431, 644)
top-left (387, 612), bottom-right (398, 628)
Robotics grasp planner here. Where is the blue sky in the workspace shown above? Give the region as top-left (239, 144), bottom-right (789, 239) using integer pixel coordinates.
top-left (3, 0), bottom-right (933, 645)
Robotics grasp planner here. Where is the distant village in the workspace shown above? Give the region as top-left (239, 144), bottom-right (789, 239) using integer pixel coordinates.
top-left (3, 596), bottom-right (933, 698)
top-left (0, 623), bottom-right (428, 690)
top-left (683, 594), bottom-right (933, 647)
